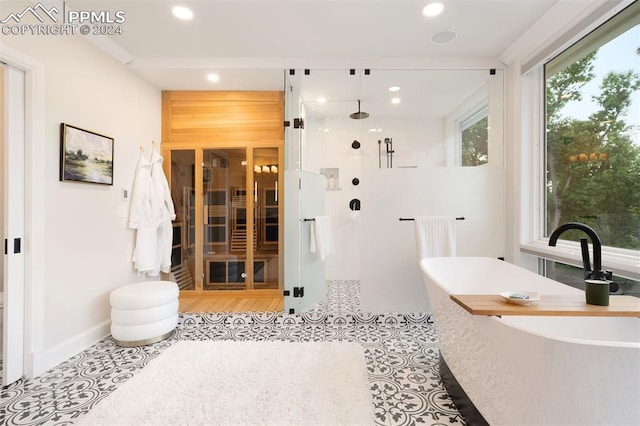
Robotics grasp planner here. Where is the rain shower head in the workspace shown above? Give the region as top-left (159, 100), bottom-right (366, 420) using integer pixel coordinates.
top-left (349, 99), bottom-right (369, 120)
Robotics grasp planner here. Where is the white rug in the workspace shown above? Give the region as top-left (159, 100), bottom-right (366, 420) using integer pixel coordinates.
top-left (77, 341), bottom-right (374, 425)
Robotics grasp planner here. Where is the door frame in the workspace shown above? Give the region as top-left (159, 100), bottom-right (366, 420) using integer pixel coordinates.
top-left (1, 42), bottom-right (46, 382)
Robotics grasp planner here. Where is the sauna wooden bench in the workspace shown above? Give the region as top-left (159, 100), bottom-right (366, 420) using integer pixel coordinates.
top-left (450, 294), bottom-right (640, 317)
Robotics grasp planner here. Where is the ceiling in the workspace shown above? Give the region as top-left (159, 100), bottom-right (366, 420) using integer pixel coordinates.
top-left (64, 0), bottom-right (559, 88)
top-left (59, 0), bottom-right (562, 118)
top-left (94, 0), bottom-right (558, 61)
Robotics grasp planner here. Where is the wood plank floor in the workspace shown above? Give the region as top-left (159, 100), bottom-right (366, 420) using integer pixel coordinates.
top-left (179, 293), bottom-right (284, 313)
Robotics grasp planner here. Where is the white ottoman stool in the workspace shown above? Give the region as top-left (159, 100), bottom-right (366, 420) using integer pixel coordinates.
top-left (110, 281), bottom-right (179, 347)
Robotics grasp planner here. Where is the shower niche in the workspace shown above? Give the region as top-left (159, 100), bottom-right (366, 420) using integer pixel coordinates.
top-left (320, 168), bottom-right (340, 190)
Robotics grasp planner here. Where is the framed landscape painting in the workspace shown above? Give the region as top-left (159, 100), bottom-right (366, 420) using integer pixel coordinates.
top-left (60, 123), bottom-right (114, 185)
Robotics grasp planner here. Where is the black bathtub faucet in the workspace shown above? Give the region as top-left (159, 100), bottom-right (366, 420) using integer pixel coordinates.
top-left (548, 222), bottom-right (614, 283)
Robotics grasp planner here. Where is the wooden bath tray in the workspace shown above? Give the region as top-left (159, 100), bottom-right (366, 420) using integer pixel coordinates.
top-left (450, 294), bottom-right (640, 317)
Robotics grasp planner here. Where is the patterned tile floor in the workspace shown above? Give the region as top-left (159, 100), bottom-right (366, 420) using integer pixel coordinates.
top-left (1, 281), bottom-right (465, 425)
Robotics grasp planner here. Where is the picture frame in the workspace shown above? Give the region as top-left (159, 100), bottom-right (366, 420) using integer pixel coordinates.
top-left (60, 123), bottom-right (114, 185)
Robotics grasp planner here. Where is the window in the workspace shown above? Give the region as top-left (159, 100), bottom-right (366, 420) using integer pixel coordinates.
top-left (544, 1), bottom-right (640, 251)
top-left (542, 259), bottom-right (640, 297)
top-left (461, 106), bottom-right (489, 166)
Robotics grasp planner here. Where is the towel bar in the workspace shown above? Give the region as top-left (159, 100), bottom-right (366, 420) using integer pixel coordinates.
top-left (303, 218), bottom-right (316, 222)
top-left (399, 217), bottom-right (465, 221)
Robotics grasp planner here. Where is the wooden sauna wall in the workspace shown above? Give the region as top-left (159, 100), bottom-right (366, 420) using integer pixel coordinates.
top-left (161, 91), bottom-right (284, 147)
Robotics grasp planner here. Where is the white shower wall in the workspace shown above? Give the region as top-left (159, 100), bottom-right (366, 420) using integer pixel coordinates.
top-left (360, 166), bottom-right (505, 312)
top-left (303, 112), bottom-right (446, 281)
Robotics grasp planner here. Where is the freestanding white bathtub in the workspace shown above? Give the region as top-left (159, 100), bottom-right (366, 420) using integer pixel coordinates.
top-left (420, 257), bottom-right (640, 426)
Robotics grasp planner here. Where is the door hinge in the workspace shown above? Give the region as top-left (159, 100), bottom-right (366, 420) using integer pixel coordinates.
top-left (4, 239), bottom-right (7, 255)
top-left (298, 178), bottom-right (301, 190)
top-left (293, 287), bottom-right (304, 297)
top-left (293, 118), bottom-right (304, 129)
top-left (284, 120), bottom-right (290, 127)
top-left (289, 308), bottom-right (295, 314)
top-left (283, 290), bottom-right (290, 296)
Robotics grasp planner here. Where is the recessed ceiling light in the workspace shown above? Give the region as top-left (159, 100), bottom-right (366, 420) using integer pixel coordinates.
top-left (422, 2), bottom-right (444, 17)
top-left (317, 97), bottom-right (327, 104)
top-left (388, 86), bottom-right (400, 92)
top-left (207, 73), bottom-right (220, 83)
top-left (172, 5), bottom-right (193, 20)
top-left (432, 29), bottom-right (457, 44)
top-left (391, 97), bottom-right (401, 105)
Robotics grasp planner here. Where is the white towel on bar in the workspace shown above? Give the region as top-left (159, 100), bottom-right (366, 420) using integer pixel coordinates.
top-left (310, 216), bottom-right (335, 260)
top-left (414, 216), bottom-right (456, 260)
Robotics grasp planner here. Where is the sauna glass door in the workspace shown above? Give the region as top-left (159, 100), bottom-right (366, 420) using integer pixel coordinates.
top-left (167, 146), bottom-right (282, 292)
top-left (203, 148), bottom-right (248, 290)
top-left (168, 150), bottom-right (196, 290)
top-left (253, 147), bottom-right (280, 289)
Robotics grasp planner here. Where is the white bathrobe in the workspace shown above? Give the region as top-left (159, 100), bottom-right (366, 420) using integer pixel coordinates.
top-left (128, 156), bottom-right (160, 275)
top-left (150, 149), bottom-right (176, 275)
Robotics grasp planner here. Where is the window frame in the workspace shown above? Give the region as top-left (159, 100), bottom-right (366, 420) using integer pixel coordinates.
top-left (444, 85), bottom-right (489, 166)
top-left (460, 105), bottom-right (489, 167)
top-left (519, 1), bottom-right (640, 282)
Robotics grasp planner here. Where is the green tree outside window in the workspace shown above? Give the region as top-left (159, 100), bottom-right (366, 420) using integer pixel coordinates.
top-left (545, 20), bottom-right (640, 250)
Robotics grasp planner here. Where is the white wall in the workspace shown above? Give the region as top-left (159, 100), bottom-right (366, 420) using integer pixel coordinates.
top-left (360, 166), bottom-right (505, 312)
top-left (2, 33), bottom-right (161, 373)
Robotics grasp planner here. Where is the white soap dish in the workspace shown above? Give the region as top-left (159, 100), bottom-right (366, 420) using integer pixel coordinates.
top-left (499, 291), bottom-right (540, 305)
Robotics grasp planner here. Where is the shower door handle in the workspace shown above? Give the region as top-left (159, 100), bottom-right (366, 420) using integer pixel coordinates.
top-left (274, 181), bottom-right (278, 203)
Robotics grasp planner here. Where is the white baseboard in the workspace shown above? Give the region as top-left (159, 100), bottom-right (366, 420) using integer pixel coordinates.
top-left (27, 320), bottom-right (111, 378)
